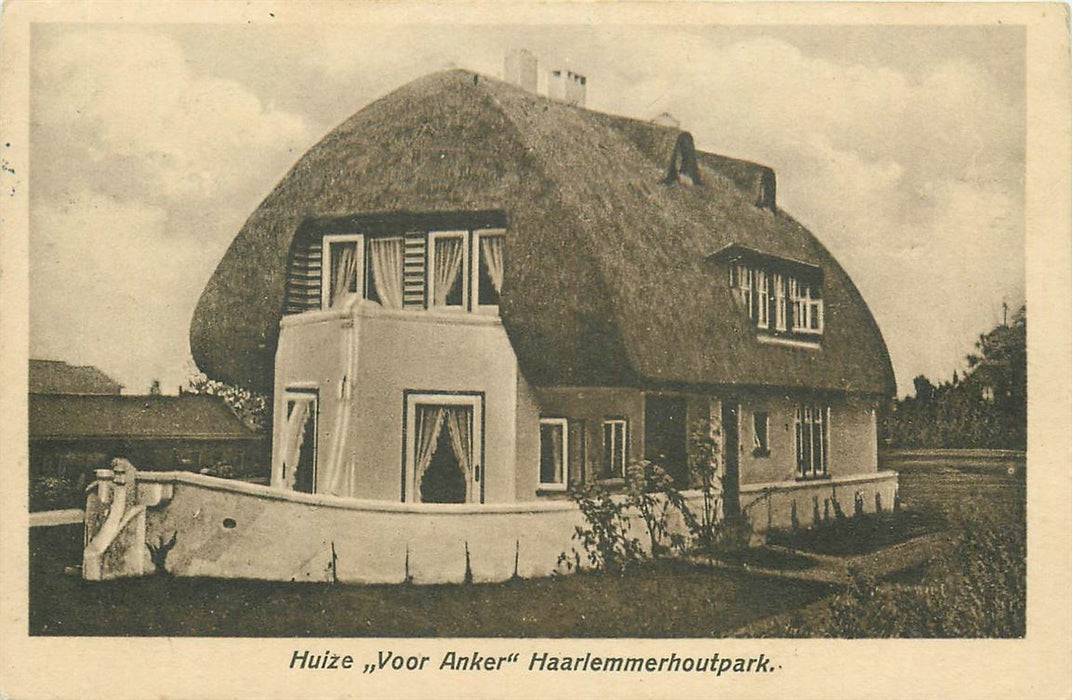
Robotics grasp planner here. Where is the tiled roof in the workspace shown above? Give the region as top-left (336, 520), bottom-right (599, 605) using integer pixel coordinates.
top-left (29, 394), bottom-right (261, 440)
top-left (29, 359), bottom-right (123, 395)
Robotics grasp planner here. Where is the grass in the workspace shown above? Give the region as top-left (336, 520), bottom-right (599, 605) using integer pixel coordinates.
top-left (30, 525), bottom-right (833, 637)
top-left (736, 458), bottom-right (1026, 638)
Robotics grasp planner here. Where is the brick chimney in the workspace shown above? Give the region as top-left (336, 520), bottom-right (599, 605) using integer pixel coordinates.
top-left (504, 49), bottom-right (538, 93)
top-left (548, 68), bottom-right (586, 107)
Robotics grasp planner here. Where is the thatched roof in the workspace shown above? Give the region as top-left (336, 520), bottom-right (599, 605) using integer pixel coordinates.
top-left (191, 69), bottom-right (894, 397)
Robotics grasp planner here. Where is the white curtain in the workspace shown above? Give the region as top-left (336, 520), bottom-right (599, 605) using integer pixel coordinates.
top-left (444, 406), bottom-right (473, 500)
top-left (480, 235), bottom-right (504, 294)
top-left (413, 406), bottom-right (447, 493)
top-left (433, 237), bottom-right (464, 306)
top-left (281, 400), bottom-right (312, 489)
top-left (331, 243), bottom-right (359, 307)
top-left (369, 237), bottom-right (404, 309)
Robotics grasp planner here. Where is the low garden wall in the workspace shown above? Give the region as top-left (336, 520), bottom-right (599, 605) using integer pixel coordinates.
top-left (83, 461), bottom-right (898, 584)
top-left (739, 471), bottom-right (899, 533)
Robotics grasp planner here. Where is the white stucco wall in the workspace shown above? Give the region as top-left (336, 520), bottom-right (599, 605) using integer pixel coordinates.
top-left (273, 303), bottom-right (534, 503)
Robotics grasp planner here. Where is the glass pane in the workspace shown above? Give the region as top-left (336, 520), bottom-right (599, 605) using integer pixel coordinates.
top-left (602, 424), bottom-right (613, 478)
top-left (478, 239), bottom-right (501, 307)
top-left (613, 424), bottom-right (625, 476)
top-left (540, 423), bottom-right (563, 484)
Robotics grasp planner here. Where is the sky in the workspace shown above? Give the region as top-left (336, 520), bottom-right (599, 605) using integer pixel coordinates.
top-left (29, 23), bottom-right (1025, 397)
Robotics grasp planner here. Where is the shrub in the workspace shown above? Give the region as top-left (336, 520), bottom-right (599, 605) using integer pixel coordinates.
top-left (559, 481), bottom-right (644, 574)
top-left (29, 475), bottom-right (84, 512)
top-left (625, 460), bottom-right (689, 556)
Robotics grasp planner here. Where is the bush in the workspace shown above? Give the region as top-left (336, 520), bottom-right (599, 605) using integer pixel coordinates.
top-left (30, 475), bottom-right (84, 512)
top-left (624, 460), bottom-right (690, 556)
top-left (558, 481), bottom-right (644, 574)
top-left (776, 510), bottom-right (1025, 637)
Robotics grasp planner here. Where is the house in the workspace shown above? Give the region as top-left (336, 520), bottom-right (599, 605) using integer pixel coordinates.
top-left (82, 62), bottom-right (897, 584)
top-left (30, 392), bottom-right (268, 481)
top-left (190, 64), bottom-right (895, 514)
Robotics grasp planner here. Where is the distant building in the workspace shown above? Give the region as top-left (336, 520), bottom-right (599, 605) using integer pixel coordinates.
top-left (29, 392), bottom-right (268, 482)
top-left (29, 359), bottom-right (123, 395)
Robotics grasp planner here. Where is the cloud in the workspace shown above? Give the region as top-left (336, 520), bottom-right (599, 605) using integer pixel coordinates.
top-left (30, 190), bottom-right (219, 394)
top-left (33, 27), bottom-right (309, 207)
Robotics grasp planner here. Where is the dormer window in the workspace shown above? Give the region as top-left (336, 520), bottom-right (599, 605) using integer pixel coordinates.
top-left (732, 264), bottom-right (823, 336)
top-left (717, 244), bottom-right (824, 342)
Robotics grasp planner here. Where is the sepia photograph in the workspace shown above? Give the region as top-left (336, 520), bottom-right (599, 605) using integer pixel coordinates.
top-left (1, 2), bottom-right (1069, 699)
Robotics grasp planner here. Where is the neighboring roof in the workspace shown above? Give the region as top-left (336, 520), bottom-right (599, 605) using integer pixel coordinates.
top-left (29, 394), bottom-right (261, 441)
top-left (29, 359), bottom-right (123, 395)
top-left (191, 69), bottom-right (895, 396)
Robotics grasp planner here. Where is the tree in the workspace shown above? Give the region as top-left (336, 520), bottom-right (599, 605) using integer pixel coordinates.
top-left (184, 371), bottom-right (270, 433)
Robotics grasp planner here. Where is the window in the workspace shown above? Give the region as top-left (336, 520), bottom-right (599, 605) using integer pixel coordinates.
top-left (280, 390), bottom-right (318, 493)
top-left (732, 265), bottom-right (823, 336)
top-left (756, 270), bottom-right (770, 329)
top-left (791, 279), bottom-right (823, 333)
top-left (773, 273), bottom-right (787, 331)
top-left (322, 234), bottom-right (364, 309)
top-left (473, 231), bottom-right (505, 312)
top-left (752, 411), bottom-right (769, 457)
top-left (365, 236), bottom-right (405, 309)
top-left (601, 419), bottom-right (628, 479)
top-left (539, 418), bottom-right (569, 489)
top-left (795, 404), bottom-right (829, 478)
top-left (428, 231), bottom-right (469, 310)
top-left (404, 393), bottom-right (483, 503)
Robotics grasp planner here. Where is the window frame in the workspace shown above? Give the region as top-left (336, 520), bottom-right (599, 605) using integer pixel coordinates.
top-left (472, 229), bottom-right (505, 315)
top-left (279, 388), bottom-right (319, 493)
top-left (538, 417), bottom-right (569, 490)
top-left (363, 234), bottom-right (405, 306)
top-left (773, 273), bottom-right (787, 331)
top-left (791, 279), bottom-right (824, 335)
top-left (402, 391), bottom-right (484, 504)
top-left (427, 230), bottom-right (471, 311)
top-left (795, 404), bottom-right (829, 479)
top-left (756, 270), bottom-right (770, 329)
top-left (321, 234), bottom-right (365, 310)
top-left (601, 418), bottom-right (628, 480)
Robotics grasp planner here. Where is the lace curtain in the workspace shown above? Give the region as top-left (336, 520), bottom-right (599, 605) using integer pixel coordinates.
top-left (330, 242), bottom-right (359, 307)
top-left (432, 237), bottom-right (464, 306)
top-left (412, 404), bottom-right (473, 501)
top-left (280, 399), bottom-right (312, 489)
top-left (369, 237), bottom-right (404, 309)
top-left (480, 235), bottom-right (504, 294)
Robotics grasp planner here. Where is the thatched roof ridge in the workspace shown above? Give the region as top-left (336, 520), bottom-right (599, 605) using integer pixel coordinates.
top-left (191, 69), bottom-right (894, 397)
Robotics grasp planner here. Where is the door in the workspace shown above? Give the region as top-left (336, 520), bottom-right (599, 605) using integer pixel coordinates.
top-left (721, 402), bottom-right (741, 517)
top-left (645, 395), bottom-right (689, 488)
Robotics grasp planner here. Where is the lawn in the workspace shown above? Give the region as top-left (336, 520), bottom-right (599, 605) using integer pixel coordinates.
top-left (30, 524), bottom-right (833, 637)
